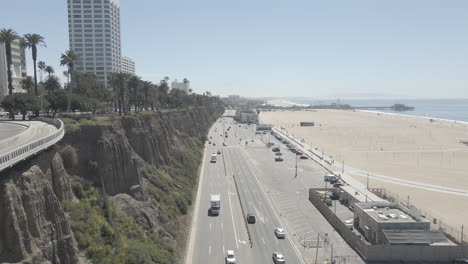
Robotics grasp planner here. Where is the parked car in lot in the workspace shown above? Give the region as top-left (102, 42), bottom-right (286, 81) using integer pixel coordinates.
top-left (275, 152), bottom-right (282, 156)
top-left (272, 148), bottom-right (280, 152)
top-left (300, 155), bottom-right (308, 159)
top-left (217, 150), bottom-right (221, 154)
top-left (295, 151), bottom-right (303, 155)
top-left (275, 157), bottom-right (284, 162)
top-left (225, 250), bottom-right (236, 264)
top-left (272, 252), bottom-right (285, 264)
top-left (274, 228), bottom-right (285, 239)
top-left (223, 142), bottom-right (228, 146)
top-left (247, 213), bottom-right (256, 224)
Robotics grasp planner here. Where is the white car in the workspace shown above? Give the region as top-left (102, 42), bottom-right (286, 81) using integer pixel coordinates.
top-left (274, 228), bottom-right (285, 238)
top-left (225, 250), bottom-right (236, 264)
top-left (272, 252), bottom-right (285, 264)
top-left (222, 142), bottom-right (228, 146)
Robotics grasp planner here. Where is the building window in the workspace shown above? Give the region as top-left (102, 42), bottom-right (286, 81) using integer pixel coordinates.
top-left (73, 15), bottom-right (81, 18)
top-left (84, 19), bottom-right (92, 23)
top-left (85, 39), bottom-right (93, 42)
top-left (95, 19), bottom-right (102, 23)
top-left (84, 14), bottom-right (92, 18)
top-left (84, 34), bottom-right (93, 37)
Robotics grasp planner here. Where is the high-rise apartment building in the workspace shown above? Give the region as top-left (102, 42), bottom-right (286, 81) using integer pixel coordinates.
top-left (121, 56), bottom-right (135, 75)
top-left (67, 0), bottom-right (121, 86)
top-left (0, 38), bottom-right (28, 99)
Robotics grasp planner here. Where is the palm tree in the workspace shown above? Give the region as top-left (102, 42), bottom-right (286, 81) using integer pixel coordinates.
top-left (128, 75), bottom-right (141, 112)
top-left (38, 61), bottom-right (46, 82)
top-left (108, 72), bottom-right (130, 116)
top-left (43, 75), bottom-right (61, 94)
top-left (0, 28), bottom-right (19, 95)
top-left (22, 33), bottom-right (46, 96)
top-left (20, 76), bottom-right (34, 93)
top-left (44, 65), bottom-right (54, 76)
top-left (142, 81), bottom-right (152, 110)
top-left (63, 70), bottom-right (69, 89)
top-left (60, 50), bottom-right (79, 112)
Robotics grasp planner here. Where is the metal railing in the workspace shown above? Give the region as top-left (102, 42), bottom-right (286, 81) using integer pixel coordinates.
top-left (0, 118), bottom-right (65, 172)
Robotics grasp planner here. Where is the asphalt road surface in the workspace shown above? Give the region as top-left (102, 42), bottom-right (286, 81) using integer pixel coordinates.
top-left (186, 110), bottom-right (363, 264)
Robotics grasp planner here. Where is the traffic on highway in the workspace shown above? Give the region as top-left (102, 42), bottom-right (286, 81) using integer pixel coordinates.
top-left (186, 110), bottom-right (363, 264)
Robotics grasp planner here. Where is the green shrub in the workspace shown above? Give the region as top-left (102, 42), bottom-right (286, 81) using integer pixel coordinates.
top-left (59, 145), bottom-right (79, 170)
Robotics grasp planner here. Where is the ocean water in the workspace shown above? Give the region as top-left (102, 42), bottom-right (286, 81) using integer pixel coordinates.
top-left (288, 99), bottom-right (468, 123)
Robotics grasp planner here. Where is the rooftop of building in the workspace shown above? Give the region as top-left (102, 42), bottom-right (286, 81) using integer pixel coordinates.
top-left (364, 206), bottom-right (415, 223)
top-left (340, 185), bottom-right (385, 203)
top-left (355, 202), bottom-right (430, 224)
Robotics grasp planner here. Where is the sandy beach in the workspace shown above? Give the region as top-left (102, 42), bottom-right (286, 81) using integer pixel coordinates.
top-left (261, 109), bottom-right (468, 234)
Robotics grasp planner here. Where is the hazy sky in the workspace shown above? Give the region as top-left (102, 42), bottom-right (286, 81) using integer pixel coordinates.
top-left (1, 0), bottom-right (467, 98)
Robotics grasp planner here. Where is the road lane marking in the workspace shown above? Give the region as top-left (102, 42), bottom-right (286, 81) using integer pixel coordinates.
top-left (209, 246), bottom-right (211, 255)
top-left (227, 179), bottom-right (240, 249)
top-left (209, 223), bottom-right (211, 230)
top-left (184, 133), bottom-right (211, 264)
top-left (262, 236), bottom-right (265, 244)
top-left (221, 223), bottom-right (223, 230)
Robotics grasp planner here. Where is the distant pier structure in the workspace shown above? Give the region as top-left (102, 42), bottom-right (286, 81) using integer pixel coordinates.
top-left (300, 122), bottom-right (315, 126)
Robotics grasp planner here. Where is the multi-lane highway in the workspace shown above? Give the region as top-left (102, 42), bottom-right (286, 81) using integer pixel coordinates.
top-left (186, 111), bottom-right (363, 264)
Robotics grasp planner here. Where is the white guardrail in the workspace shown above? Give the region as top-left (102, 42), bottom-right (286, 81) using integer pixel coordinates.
top-left (0, 118), bottom-right (65, 172)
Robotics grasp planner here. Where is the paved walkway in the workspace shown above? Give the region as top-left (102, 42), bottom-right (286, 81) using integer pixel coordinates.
top-left (0, 121), bottom-right (58, 155)
top-left (0, 121), bottom-right (28, 141)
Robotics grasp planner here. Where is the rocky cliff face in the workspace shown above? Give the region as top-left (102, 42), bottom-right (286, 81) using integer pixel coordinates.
top-left (66, 107), bottom-right (222, 196)
top-left (0, 106), bottom-right (223, 263)
top-left (0, 155), bottom-right (79, 264)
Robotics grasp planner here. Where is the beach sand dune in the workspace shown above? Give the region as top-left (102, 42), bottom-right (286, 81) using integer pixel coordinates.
top-left (261, 110), bottom-right (468, 233)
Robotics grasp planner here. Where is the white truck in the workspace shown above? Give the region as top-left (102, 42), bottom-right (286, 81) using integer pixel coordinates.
top-left (210, 194), bottom-right (221, 216)
top-left (210, 153), bottom-right (217, 163)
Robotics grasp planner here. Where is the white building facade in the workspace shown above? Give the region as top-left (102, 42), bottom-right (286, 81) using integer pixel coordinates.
top-left (171, 79), bottom-right (190, 93)
top-left (121, 56), bottom-right (135, 75)
top-left (67, 0), bottom-right (121, 86)
top-left (0, 38), bottom-right (27, 99)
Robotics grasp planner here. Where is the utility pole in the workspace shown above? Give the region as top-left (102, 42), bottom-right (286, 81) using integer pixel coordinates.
top-left (366, 171), bottom-right (370, 190)
top-left (315, 234), bottom-right (320, 264)
top-left (330, 243), bottom-right (334, 263)
top-left (342, 160), bottom-right (344, 173)
top-left (462, 225), bottom-right (464, 244)
top-left (294, 154), bottom-right (298, 178)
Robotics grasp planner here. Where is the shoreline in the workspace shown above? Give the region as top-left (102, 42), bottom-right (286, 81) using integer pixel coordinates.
top-left (357, 109), bottom-right (468, 126)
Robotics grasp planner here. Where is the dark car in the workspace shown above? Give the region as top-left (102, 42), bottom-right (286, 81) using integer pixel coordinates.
top-left (272, 148), bottom-right (280, 152)
top-left (275, 157), bottom-right (284, 162)
top-left (247, 213), bottom-right (256, 224)
top-left (296, 151), bottom-right (303, 155)
top-left (300, 155), bottom-right (308, 159)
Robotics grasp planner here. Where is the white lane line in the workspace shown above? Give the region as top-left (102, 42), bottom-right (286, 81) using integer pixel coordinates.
top-left (210, 223), bottom-right (211, 230)
top-left (275, 237), bottom-right (279, 244)
top-left (223, 245), bottom-right (225, 253)
top-left (209, 246), bottom-right (211, 255)
top-left (221, 223), bottom-right (223, 230)
top-left (227, 184), bottom-right (240, 249)
top-left (262, 236), bottom-right (265, 244)
top-left (184, 137), bottom-right (210, 264)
